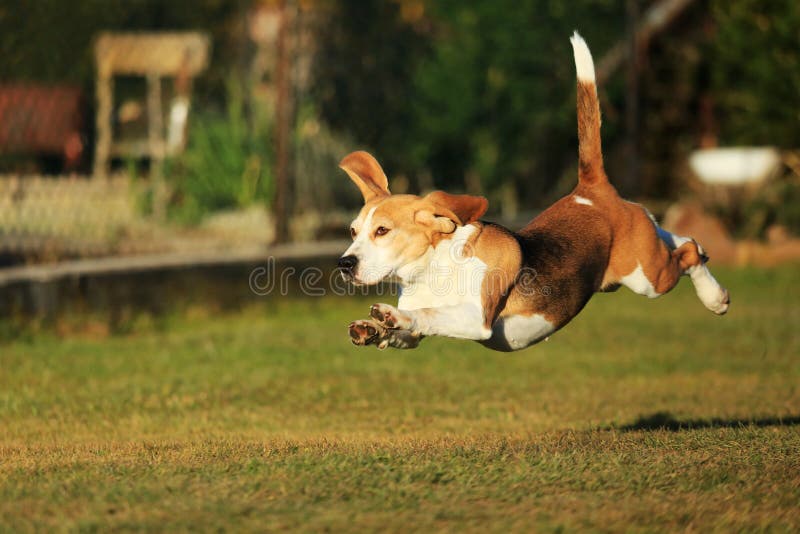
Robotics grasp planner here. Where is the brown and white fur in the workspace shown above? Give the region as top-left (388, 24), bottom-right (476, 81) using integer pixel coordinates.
top-left (339, 32), bottom-right (729, 352)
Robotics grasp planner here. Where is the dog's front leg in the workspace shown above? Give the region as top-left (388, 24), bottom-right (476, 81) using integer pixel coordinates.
top-left (349, 319), bottom-right (422, 349)
top-left (370, 303), bottom-right (492, 341)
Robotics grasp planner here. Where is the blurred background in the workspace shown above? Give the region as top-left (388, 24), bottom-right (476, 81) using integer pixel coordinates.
top-left (0, 0), bottom-right (798, 321)
top-left (3, 4), bottom-right (799, 529)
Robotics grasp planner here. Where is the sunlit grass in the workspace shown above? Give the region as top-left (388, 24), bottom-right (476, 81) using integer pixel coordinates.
top-left (1, 265), bottom-right (798, 531)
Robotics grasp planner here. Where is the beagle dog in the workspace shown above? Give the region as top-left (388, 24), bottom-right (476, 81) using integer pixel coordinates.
top-left (338, 32), bottom-right (729, 352)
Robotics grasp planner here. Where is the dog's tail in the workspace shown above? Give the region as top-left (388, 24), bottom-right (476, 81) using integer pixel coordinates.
top-left (570, 32), bottom-right (606, 184)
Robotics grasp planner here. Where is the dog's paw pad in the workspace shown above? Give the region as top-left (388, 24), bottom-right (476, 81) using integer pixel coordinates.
top-left (349, 320), bottom-right (382, 346)
top-left (370, 304), bottom-right (397, 328)
top-left (370, 303), bottom-right (410, 330)
top-left (369, 304), bottom-right (386, 323)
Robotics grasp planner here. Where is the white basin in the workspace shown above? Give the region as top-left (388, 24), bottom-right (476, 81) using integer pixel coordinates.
top-left (689, 147), bottom-right (781, 186)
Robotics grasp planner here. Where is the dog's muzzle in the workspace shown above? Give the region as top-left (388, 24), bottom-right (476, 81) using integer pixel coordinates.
top-left (337, 255), bottom-right (358, 280)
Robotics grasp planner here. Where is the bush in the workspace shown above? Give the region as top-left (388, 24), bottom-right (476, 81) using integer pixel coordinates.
top-left (168, 79), bottom-right (274, 223)
top-left (709, 0), bottom-right (800, 148)
top-left (741, 175), bottom-right (800, 239)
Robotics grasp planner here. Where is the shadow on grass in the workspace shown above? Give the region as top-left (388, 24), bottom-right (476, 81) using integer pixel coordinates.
top-left (613, 411), bottom-right (800, 432)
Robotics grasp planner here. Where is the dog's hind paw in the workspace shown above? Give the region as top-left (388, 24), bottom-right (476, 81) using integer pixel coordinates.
top-left (707, 287), bottom-right (730, 315)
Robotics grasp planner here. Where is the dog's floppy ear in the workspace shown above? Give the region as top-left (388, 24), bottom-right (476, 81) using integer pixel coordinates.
top-left (425, 191), bottom-right (488, 225)
top-left (339, 151), bottom-right (390, 202)
top-left (415, 191), bottom-right (488, 234)
top-left (414, 210), bottom-right (457, 234)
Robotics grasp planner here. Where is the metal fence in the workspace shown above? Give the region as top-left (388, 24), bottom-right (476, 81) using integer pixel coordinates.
top-left (0, 175), bottom-right (137, 260)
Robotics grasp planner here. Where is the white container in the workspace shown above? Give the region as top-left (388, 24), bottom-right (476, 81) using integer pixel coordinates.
top-left (689, 147), bottom-right (781, 186)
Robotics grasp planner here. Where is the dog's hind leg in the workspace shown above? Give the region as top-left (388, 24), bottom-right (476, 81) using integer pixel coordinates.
top-left (610, 206), bottom-right (729, 315)
top-left (655, 227), bottom-right (730, 315)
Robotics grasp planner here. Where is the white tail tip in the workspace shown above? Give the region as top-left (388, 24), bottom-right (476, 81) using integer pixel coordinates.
top-left (570, 31), bottom-right (595, 83)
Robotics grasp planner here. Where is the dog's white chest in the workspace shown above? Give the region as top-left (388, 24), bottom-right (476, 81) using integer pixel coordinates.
top-left (396, 225), bottom-right (487, 311)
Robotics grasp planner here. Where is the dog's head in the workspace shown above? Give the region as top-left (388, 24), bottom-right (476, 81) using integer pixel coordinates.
top-left (337, 151), bottom-right (488, 285)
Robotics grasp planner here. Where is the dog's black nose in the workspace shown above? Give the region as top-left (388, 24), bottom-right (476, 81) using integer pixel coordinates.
top-left (337, 255), bottom-right (358, 275)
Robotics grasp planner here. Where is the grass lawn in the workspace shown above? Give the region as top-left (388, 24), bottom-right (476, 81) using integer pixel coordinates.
top-left (1, 265), bottom-right (799, 532)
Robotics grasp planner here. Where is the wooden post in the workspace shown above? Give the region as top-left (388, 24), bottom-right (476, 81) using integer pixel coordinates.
top-left (624, 0), bottom-right (640, 197)
top-left (147, 72), bottom-right (166, 220)
top-left (273, 0), bottom-right (295, 243)
top-left (93, 61), bottom-right (112, 179)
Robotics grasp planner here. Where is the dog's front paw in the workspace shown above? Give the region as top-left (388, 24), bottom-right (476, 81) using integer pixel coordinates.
top-left (349, 319), bottom-right (385, 346)
top-left (370, 303), bottom-right (413, 330)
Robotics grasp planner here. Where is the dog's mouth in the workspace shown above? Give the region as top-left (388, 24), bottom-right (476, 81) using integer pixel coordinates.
top-left (338, 265), bottom-right (396, 286)
top-left (339, 271), bottom-right (364, 285)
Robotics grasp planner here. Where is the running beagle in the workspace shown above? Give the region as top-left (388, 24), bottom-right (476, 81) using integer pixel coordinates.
top-left (338, 32), bottom-right (729, 352)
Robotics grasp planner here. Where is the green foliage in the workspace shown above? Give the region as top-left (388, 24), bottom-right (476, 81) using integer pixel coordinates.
top-left (312, 0), bottom-right (627, 202)
top-left (314, 0), bottom-right (800, 207)
top-left (310, 0), bottom-right (429, 177)
top-left (709, 0), bottom-right (800, 147)
top-left (168, 79), bottom-right (274, 223)
top-left (408, 0), bottom-right (624, 197)
top-left (741, 178), bottom-right (800, 238)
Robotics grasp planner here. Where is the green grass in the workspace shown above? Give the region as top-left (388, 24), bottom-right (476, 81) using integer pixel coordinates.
top-left (1, 265), bottom-right (799, 532)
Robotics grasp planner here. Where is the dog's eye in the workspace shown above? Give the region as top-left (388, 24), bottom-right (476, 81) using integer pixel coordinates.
top-left (375, 226), bottom-right (390, 237)
top-left (350, 227), bottom-right (357, 239)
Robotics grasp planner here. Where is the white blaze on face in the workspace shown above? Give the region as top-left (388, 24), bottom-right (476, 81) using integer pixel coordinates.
top-left (343, 207), bottom-right (395, 285)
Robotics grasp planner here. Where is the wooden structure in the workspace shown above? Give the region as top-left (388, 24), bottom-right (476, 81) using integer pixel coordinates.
top-left (93, 32), bottom-right (210, 218)
top-left (0, 84), bottom-right (85, 170)
top-left (249, 1), bottom-right (296, 243)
